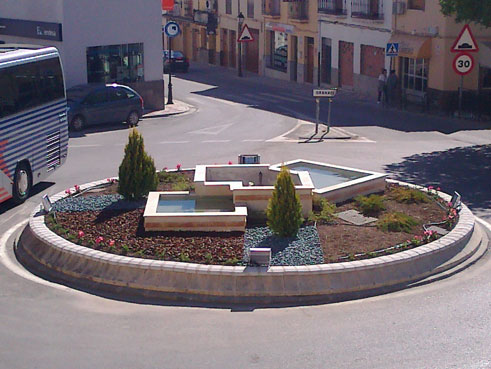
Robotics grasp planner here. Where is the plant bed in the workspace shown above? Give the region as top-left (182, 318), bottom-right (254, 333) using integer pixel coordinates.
top-left (45, 180), bottom-right (457, 266)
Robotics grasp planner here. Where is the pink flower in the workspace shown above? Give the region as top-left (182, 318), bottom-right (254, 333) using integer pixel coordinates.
top-left (176, 164), bottom-right (182, 171)
top-left (228, 161), bottom-right (233, 165)
top-left (78, 231), bottom-right (85, 238)
top-left (74, 185), bottom-right (80, 192)
top-left (95, 236), bottom-right (104, 244)
top-left (65, 189), bottom-right (71, 195)
top-left (437, 187), bottom-right (441, 191)
top-left (163, 167), bottom-right (168, 171)
top-left (428, 186), bottom-right (434, 190)
top-left (106, 178), bottom-right (111, 182)
top-left (109, 239), bottom-right (115, 247)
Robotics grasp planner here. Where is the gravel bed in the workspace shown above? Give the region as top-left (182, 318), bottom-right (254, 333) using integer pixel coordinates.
top-left (244, 226), bottom-right (324, 266)
top-left (52, 194), bottom-right (145, 212)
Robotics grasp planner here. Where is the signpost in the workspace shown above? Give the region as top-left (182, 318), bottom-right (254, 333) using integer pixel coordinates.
top-left (164, 21), bottom-right (181, 104)
top-left (451, 24), bottom-right (478, 117)
top-left (312, 88), bottom-right (337, 135)
top-left (386, 43), bottom-right (399, 71)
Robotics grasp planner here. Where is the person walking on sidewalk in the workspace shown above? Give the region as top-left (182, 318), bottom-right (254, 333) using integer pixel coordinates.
top-left (386, 69), bottom-right (398, 106)
top-left (377, 68), bottom-right (387, 104)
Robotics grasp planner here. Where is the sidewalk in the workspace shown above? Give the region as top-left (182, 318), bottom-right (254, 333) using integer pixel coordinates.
top-left (142, 99), bottom-right (191, 119)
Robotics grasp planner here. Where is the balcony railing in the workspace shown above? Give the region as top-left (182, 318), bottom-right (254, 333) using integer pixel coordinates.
top-left (318, 0), bottom-right (346, 15)
top-left (289, 1), bottom-right (308, 20)
top-left (351, 0), bottom-right (383, 20)
top-left (263, 0), bottom-right (281, 16)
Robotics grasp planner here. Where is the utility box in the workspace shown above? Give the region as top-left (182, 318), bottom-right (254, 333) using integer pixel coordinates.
top-left (249, 247), bottom-right (271, 266)
top-left (238, 154), bottom-right (260, 164)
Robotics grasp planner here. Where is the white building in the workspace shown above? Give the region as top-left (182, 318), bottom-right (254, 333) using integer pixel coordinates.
top-left (318, 0), bottom-right (392, 95)
top-left (0, 0), bottom-right (164, 109)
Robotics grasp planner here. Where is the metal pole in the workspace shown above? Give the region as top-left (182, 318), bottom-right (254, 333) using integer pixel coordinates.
top-left (315, 98), bottom-right (320, 135)
top-left (326, 98), bottom-right (332, 134)
top-left (458, 76), bottom-right (464, 117)
top-left (167, 36), bottom-right (174, 104)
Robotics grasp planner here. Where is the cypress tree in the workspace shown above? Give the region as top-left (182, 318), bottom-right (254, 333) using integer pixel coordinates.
top-left (118, 128), bottom-right (158, 200)
top-left (266, 166), bottom-right (303, 237)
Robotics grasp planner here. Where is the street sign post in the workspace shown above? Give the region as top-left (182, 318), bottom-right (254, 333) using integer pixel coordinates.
top-left (164, 21), bottom-right (180, 38)
top-left (453, 52), bottom-right (474, 76)
top-left (312, 89), bottom-right (337, 135)
top-left (451, 24), bottom-right (479, 53)
top-left (164, 21), bottom-right (181, 105)
top-left (386, 43), bottom-right (399, 57)
top-left (238, 24), bottom-right (254, 42)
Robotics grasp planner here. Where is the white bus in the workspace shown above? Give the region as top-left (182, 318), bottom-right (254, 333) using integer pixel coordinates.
top-left (0, 45), bottom-right (68, 204)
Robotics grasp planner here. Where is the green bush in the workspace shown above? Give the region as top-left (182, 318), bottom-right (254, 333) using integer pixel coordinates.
top-left (118, 128), bottom-right (158, 200)
top-left (309, 196), bottom-right (336, 224)
top-left (390, 186), bottom-right (429, 204)
top-left (266, 166), bottom-right (303, 237)
top-left (377, 212), bottom-right (419, 233)
top-left (158, 171), bottom-right (194, 191)
top-left (355, 194), bottom-right (386, 216)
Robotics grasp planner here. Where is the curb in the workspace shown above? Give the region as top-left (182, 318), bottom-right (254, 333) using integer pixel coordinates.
top-left (16, 178), bottom-right (480, 306)
top-left (142, 100), bottom-right (192, 119)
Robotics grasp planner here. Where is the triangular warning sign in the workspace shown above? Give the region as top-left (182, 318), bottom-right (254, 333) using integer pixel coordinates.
top-left (238, 24), bottom-right (254, 43)
top-left (451, 24), bottom-right (479, 53)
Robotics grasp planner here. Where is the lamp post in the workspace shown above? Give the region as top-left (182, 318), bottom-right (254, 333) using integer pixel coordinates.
top-left (167, 35), bottom-right (173, 104)
top-left (237, 11), bottom-right (244, 77)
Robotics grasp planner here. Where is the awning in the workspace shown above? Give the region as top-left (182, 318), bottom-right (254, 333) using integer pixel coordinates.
top-left (388, 33), bottom-right (432, 59)
top-left (480, 41), bottom-right (491, 69)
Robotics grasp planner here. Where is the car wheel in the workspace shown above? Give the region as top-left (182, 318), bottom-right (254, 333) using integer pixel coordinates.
top-left (70, 115), bottom-right (85, 131)
top-left (12, 162), bottom-right (32, 204)
top-left (127, 111), bottom-right (140, 127)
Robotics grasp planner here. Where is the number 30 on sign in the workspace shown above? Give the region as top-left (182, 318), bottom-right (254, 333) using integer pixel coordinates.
top-left (453, 52), bottom-right (474, 76)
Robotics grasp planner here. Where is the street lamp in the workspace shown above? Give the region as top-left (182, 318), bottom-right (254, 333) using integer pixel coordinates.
top-left (237, 11), bottom-right (244, 77)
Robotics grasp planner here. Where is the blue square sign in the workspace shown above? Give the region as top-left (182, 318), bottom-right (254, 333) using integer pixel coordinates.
top-left (386, 43), bottom-right (399, 57)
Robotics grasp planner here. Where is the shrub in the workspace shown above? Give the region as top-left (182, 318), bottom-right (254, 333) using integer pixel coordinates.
top-left (390, 186), bottom-right (429, 204)
top-left (224, 258), bottom-right (239, 266)
top-left (377, 212), bottom-right (419, 233)
top-left (158, 171), bottom-right (194, 191)
top-left (355, 194), bottom-right (386, 216)
top-left (309, 196), bottom-right (336, 224)
top-left (179, 252), bottom-right (190, 262)
top-left (266, 166), bottom-right (303, 237)
top-left (118, 128), bottom-right (158, 200)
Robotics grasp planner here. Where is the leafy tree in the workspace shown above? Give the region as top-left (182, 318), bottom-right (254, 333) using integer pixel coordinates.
top-left (266, 166), bottom-right (303, 237)
top-left (118, 128), bottom-right (158, 200)
top-left (439, 0), bottom-right (490, 28)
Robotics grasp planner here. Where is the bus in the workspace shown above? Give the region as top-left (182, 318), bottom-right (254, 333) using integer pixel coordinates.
top-left (0, 45), bottom-right (68, 204)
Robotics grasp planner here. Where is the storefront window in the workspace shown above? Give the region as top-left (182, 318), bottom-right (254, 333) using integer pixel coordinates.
top-left (402, 57), bottom-right (428, 93)
top-left (270, 31), bottom-right (288, 72)
top-left (86, 43), bottom-right (144, 84)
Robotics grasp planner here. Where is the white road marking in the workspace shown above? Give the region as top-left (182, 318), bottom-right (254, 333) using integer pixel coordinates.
top-left (186, 95), bottom-right (243, 106)
top-left (190, 123), bottom-right (234, 135)
top-left (202, 140), bottom-right (231, 143)
top-left (0, 220), bottom-right (70, 290)
top-left (242, 139), bottom-right (264, 142)
top-left (159, 141), bottom-right (190, 144)
top-left (259, 92), bottom-right (300, 103)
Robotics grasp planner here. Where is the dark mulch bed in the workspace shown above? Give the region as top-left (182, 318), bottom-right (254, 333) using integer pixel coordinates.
top-left (47, 179), bottom-right (455, 265)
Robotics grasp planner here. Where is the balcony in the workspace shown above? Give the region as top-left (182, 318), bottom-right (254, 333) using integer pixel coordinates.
top-left (288, 1), bottom-right (309, 20)
top-left (318, 0), bottom-right (346, 15)
top-left (193, 9), bottom-right (209, 24)
top-left (263, 0), bottom-right (281, 16)
top-left (351, 0), bottom-right (383, 20)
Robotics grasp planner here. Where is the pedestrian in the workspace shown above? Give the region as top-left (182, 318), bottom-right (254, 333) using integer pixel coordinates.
top-left (386, 69), bottom-right (398, 105)
top-left (377, 68), bottom-right (387, 104)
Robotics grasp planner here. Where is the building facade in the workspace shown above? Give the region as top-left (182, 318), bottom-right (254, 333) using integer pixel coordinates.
top-left (0, 0), bottom-right (164, 110)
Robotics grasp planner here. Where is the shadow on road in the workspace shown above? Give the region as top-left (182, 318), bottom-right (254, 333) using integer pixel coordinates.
top-left (177, 63), bottom-right (491, 134)
top-left (385, 145), bottom-right (490, 213)
top-left (0, 181), bottom-right (55, 215)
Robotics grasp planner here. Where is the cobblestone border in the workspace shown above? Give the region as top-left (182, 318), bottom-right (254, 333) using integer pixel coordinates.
top-left (18, 178), bottom-right (476, 305)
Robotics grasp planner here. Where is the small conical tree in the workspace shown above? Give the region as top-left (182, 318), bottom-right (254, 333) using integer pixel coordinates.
top-left (266, 166), bottom-right (303, 237)
top-left (118, 128), bottom-right (158, 200)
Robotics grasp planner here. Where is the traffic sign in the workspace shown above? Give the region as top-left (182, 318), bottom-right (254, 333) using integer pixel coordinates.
top-left (164, 21), bottom-right (180, 38)
top-left (386, 43), bottom-right (399, 57)
top-left (238, 24), bottom-right (254, 42)
top-left (453, 52), bottom-right (474, 76)
top-left (451, 24), bottom-right (479, 53)
top-left (313, 89), bottom-right (337, 98)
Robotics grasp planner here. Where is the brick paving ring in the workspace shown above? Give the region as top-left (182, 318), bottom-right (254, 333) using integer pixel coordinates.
top-left (16, 178), bottom-right (478, 307)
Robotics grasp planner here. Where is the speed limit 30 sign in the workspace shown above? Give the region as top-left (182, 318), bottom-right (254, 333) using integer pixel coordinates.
top-left (453, 52), bottom-right (474, 76)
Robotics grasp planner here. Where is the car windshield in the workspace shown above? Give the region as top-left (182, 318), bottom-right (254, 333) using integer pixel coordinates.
top-left (163, 51), bottom-right (184, 59)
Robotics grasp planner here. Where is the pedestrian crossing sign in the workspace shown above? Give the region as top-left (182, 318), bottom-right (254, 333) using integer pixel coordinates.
top-left (386, 43), bottom-right (399, 57)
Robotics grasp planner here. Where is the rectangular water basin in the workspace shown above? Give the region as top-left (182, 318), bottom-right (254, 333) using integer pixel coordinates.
top-left (273, 160), bottom-right (387, 204)
top-left (144, 192), bottom-right (247, 232)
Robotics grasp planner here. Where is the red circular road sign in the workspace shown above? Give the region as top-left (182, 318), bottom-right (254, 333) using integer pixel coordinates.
top-left (453, 52), bottom-right (474, 76)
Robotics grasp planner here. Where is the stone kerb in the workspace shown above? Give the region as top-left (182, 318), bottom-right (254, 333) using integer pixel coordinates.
top-left (20, 178), bottom-right (475, 305)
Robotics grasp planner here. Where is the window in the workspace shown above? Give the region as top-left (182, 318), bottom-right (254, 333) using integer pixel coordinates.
top-left (480, 67), bottom-right (491, 89)
top-left (226, 0), bottom-right (232, 14)
top-left (83, 90), bottom-right (107, 105)
top-left (402, 57), bottom-right (428, 93)
top-left (408, 0), bottom-right (424, 10)
top-left (351, 0), bottom-right (383, 19)
top-left (247, 0), bottom-right (255, 18)
top-left (269, 31), bottom-right (288, 72)
top-left (86, 43), bottom-right (144, 84)
top-left (107, 88), bottom-right (128, 101)
top-left (0, 57), bottom-right (64, 118)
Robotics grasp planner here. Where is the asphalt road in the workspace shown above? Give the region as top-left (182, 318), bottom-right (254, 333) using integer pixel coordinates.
top-left (0, 64), bottom-right (490, 368)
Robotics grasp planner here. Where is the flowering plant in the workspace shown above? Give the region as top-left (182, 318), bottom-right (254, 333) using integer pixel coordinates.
top-left (95, 236), bottom-right (104, 244)
top-left (176, 164), bottom-right (182, 171)
top-left (77, 230), bottom-right (85, 239)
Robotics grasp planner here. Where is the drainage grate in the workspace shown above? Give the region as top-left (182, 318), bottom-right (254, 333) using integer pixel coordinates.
top-left (46, 130), bottom-right (61, 171)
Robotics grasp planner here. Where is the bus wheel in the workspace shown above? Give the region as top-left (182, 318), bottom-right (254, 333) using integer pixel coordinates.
top-left (13, 163), bottom-right (32, 204)
top-left (70, 115), bottom-right (85, 131)
top-left (127, 111), bottom-right (140, 127)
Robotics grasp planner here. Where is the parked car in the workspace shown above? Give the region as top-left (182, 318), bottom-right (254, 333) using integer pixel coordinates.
top-left (163, 50), bottom-right (190, 73)
top-left (66, 84), bottom-right (143, 131)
